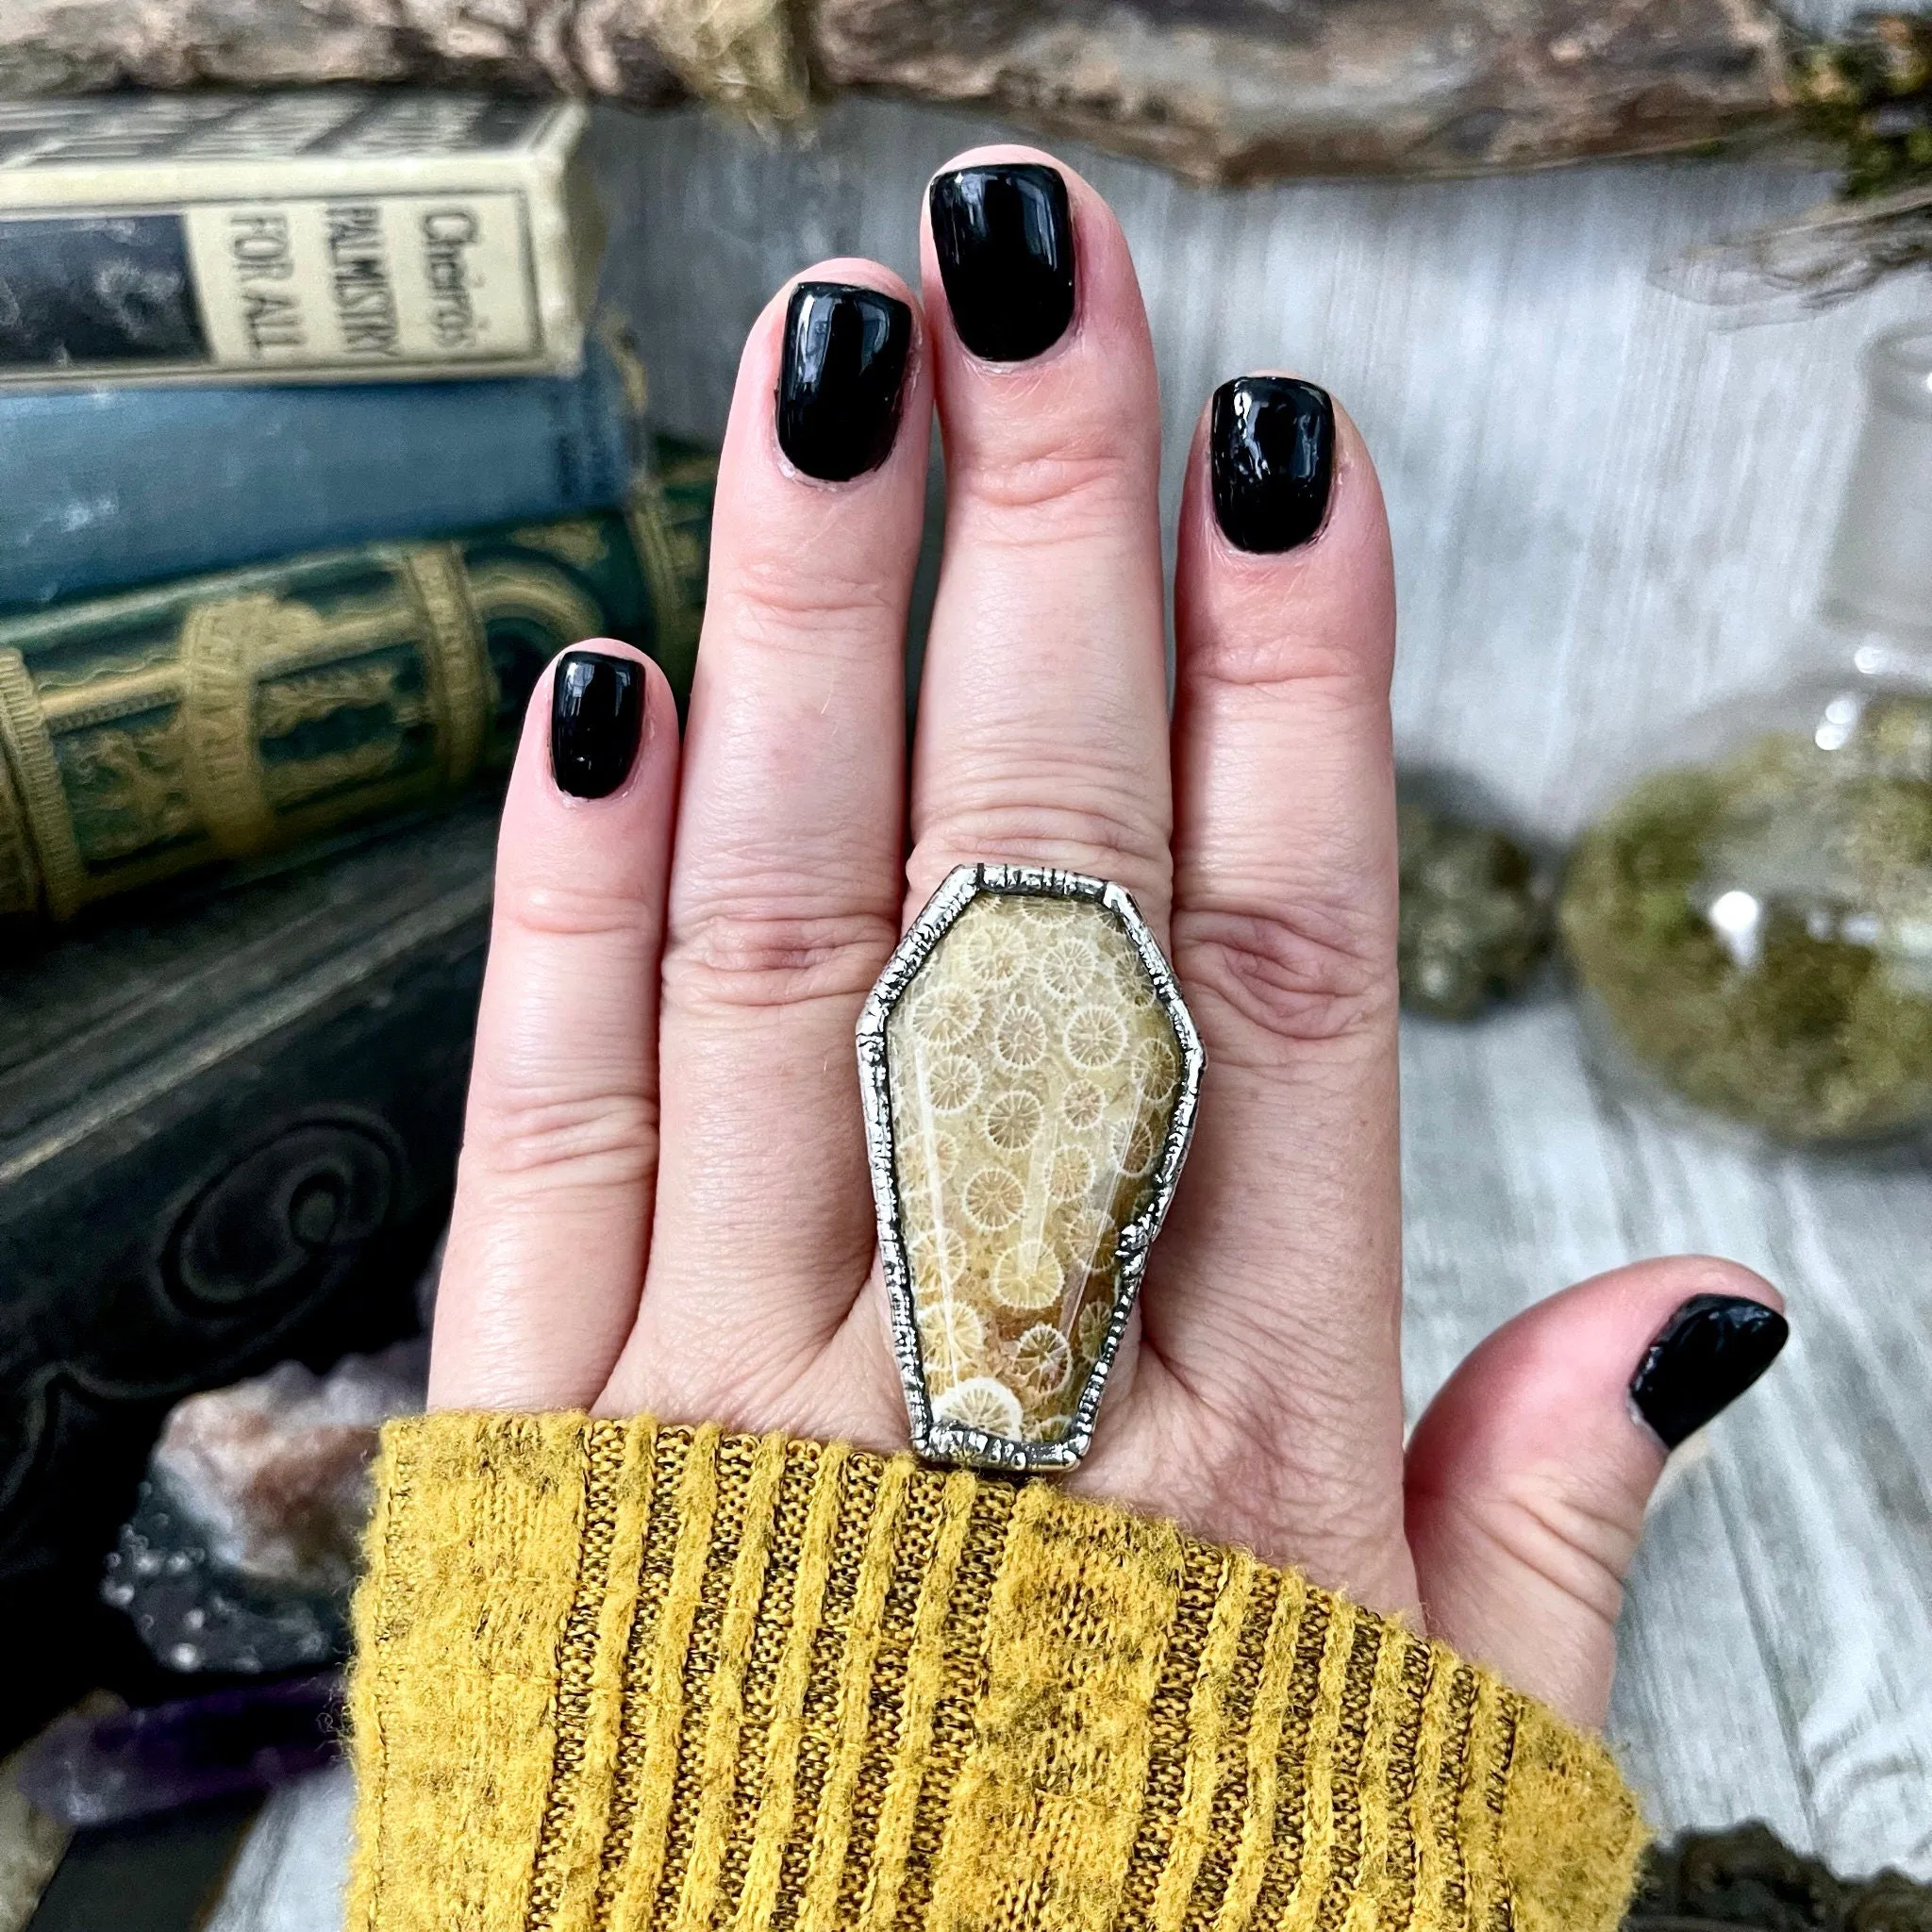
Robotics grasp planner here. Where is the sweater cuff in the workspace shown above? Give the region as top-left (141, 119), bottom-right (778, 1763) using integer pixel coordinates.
top-left (347, 1413), bottom-right (1645, 1932)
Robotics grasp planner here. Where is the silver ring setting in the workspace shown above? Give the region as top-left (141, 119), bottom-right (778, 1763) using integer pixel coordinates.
top-left (858, 864), bottom-right (1205, 1473)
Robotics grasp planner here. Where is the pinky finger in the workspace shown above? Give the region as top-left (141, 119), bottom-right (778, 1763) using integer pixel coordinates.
top-left (1405, 1258), bottom-right (1788, 1728)
top-left (429, 643), bottom-right (679, 1413)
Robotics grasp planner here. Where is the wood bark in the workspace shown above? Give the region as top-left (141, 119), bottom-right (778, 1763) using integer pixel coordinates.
top-left (0, 0), bottom-right (800, 120)
top-left (812, 0), bottom-right (1795, 181)
top-left (0, 0), bottom-right (1793, 182)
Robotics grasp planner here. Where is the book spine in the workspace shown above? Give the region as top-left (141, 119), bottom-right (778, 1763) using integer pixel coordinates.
top-left (0, 451), bottom-right (717, 932)
top-left (0, 331), bottom-right (643, 611)
top-left (0, 116), bottom-right (592, 385)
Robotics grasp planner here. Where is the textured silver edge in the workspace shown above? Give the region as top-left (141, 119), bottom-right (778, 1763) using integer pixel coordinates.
top-left (857, 863), bottom-right (1206, 1474)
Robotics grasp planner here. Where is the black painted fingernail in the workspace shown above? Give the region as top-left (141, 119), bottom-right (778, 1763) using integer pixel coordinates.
top-left (1629, 1293), bottom-right (1789, 1449)
top-left (928, 163), bottom-right (1075, 362)
top-left (551, 650), bottom-right (644, 800)
top-left (775, 281), bottom-right (912, 483)
top-left (1210, 376), bottom-right (1336, 554)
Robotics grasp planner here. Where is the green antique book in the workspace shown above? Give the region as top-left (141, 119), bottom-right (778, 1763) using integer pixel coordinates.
top-left (0, 440), bottom-right (715, 935)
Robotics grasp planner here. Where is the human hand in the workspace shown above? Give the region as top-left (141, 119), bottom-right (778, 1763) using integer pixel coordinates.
top-left (427, 145), bottom-right (1788, 1730)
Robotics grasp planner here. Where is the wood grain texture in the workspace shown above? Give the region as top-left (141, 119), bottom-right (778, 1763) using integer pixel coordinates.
top-left (211, 92), bottom-right (1931, 1924)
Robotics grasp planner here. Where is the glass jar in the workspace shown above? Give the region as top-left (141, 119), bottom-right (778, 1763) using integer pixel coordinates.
top-left (1559, 322), bottom-right (1932, 1143)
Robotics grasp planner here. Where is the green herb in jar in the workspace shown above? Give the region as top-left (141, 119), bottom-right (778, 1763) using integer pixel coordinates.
top-left (1559, 694), bottom-right (1932, 1141)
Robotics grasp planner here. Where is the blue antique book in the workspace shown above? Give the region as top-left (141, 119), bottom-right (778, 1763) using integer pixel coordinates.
top-left (0, 331), bottom-right (643, 611)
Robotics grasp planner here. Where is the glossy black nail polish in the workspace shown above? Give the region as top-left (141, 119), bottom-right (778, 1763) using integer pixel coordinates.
top-left (1629, 1294), bottom-right (1789, 1449)
top-left (775, 282), bottom-right (912, 483)
top-left (928, 163), bottom-right (1075, 362)
top-left (551, 650), bottom-right (644, 800)
top-left (1210, 376), bottom-right (1336, 554)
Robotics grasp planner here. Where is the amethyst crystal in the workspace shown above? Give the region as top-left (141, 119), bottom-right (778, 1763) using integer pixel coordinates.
top-left (16, 1675), bottom-right (341, 1827)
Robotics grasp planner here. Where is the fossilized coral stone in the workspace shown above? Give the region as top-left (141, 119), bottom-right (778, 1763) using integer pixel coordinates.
top-left (886, 891), bottom-right (1185, 1450)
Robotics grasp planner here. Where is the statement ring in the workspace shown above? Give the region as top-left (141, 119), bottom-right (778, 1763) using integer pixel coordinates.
top-left (858, 864), bottom-right (1205, 1473)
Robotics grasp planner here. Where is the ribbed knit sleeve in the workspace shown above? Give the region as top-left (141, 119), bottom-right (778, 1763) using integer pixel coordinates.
top-left (346, 1413), bottom-right (1645, 1932)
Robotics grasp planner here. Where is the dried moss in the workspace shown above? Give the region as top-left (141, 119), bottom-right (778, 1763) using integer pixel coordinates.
top-left (1793, 12), bottom-right (1932, 201)
top-left (1631, 1822), bottom-right (1932, 1932)
top-left (1559, 696), bottom-right (1932, 1141)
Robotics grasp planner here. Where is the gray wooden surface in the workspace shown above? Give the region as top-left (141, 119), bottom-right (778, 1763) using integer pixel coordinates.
top-left (216, 95), bottom-right (1932, 1926)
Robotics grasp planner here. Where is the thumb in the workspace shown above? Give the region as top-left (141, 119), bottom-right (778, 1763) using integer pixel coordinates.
top-left (1405, 1257), bottom-right (1788, 1730)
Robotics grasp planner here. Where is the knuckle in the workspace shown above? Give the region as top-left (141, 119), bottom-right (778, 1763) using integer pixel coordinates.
top-left (467, 1087), bottom-right (658, 1193)
top-left (1439, 1473), bottom-right (1641, 1631)
top-left (1191, 631), bottom-right (1388, 710)
top-left (496, 875), bottom-right (653, 945)
top-left (1176, 898), bottom-right (1393, 1052)
top-left (914, 793), bottom-right (1172, 917)
top-left (1105, 1374), bottom-right (1404, 1584)
top-left (955, 422), bottom-right (1149, 531)
top-left (662, 896), bottom-right (897, 1014)
top-left (724, 544), bottom-right (906, 640)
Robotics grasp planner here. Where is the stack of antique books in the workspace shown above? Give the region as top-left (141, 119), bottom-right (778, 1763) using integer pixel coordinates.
top-left (0, 92), bottom-right (714, 1764)
top-left (0, 90), bottom-right (716, 931)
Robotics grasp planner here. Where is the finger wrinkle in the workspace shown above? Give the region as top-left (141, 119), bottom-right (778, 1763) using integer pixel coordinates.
top-left (494, 880), bottom-right (662, 944)
top-left (912, 798), bottom-right (1172, 906)
top-left (672, 825), bottom-right (898, 906)
top-left (1144, 1286), bottom-right (1400, 1429)
top-left (1174, 903), bottom-right (1394, 1050)
top-left (946, 426), bottom-right (1156, 520)
top-left (922, 741), bottom-right (1168, 813)
top-left (1415, 1485), bottom-right (1631, 1635)
top-left (718, 547), bottom-right (913, 632)
top-left (661, 903), bottom-right (897, 1011)
top-left (1180, 630), bottom-right (1391, 700)
top-left (463, 1091), bottom-right (659, 1189)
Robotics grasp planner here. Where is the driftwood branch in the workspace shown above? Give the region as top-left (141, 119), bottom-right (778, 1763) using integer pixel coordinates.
top-left (0, 0), bottom-right (800, 118)
top-left (0, 0), bottom-right (1793, 182)
top-left (812, 0), bottom-right (1794, 182)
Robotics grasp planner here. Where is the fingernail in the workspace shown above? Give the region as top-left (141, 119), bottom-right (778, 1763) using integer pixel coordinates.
top-left (1210, 376), bottom-right (1336, 554)
top-left (551, 650), bottom-right (644, 800)
top-left (928, 162), bottom-right (1075, 362)
top-left (775, 281), bottom-right (913, 483)
top-left (1629, 1293), bottom-right (1789, 1450)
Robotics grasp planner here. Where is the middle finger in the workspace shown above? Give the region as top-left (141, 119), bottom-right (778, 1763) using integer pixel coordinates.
top-left (908, 147), bottom-right (1173, 925)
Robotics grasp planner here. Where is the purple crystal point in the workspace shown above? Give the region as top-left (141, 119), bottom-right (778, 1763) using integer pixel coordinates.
top-left (16, 1674), bottom-right (342, 1827)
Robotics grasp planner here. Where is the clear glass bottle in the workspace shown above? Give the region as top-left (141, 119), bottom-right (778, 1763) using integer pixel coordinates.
top-left (1560, 321), bottom-right (1932, 1143)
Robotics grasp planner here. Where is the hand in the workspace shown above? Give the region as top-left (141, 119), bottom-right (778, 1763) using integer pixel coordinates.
top-left (427, 145), bottom-right (1786, 1730)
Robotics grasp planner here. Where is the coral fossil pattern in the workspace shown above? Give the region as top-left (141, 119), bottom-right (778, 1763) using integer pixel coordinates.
top-left (887, 892), bottom-right (1183, 1447)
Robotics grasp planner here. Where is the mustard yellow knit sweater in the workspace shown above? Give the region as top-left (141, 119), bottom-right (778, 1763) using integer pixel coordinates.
top-left (346, 1414), bottom-right (1645, 1932)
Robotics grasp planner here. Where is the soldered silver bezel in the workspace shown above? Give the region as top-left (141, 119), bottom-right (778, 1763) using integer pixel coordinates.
top-left (856, 863), bottom-right (1205, 1474)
